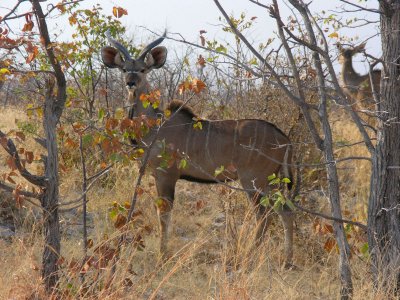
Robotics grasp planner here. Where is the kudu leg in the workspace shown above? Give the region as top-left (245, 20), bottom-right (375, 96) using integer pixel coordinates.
top-left (155, 176), bottom-right (176, 258)
top-left (251, 196), bottom-right (272, 245)
top-left (240, 176), bottom-right (294, 268)
top-left (240, 183), bottom-right (272, 245)
top-left (277, 207), bottom-right (294, 268)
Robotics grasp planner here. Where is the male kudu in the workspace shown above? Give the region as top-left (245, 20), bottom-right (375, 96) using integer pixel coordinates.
top-left (101, 31), bottom-right (295, 267)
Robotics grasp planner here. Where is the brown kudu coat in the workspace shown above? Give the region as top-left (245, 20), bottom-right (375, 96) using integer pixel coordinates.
top-left (102, 31), bottom-right (295, 267)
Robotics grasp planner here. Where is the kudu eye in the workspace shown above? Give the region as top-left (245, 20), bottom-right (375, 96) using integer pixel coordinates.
top-left (122, 68), bottom-right (127, 73)
top-left (140, 68), bottom-right (146, 73)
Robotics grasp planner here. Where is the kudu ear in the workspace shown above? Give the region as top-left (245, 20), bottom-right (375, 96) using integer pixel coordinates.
top-left (101, 46), bottom-right (124, 68)
top-left (145, 46), bottom-right (167, 70)
top-left (354, 42), bottom-right (366, 52)
top-left (336, 43), bottom-right (345, 52)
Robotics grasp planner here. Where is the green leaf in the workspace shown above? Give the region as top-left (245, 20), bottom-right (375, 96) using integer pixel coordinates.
top-left (360, 242), bottom-right (369, 258)
top-left (98, 108), bottom-right (105, 122)
top-left (249, 57), bottom-right (258, 65)
top-left (109, 209), bottom-right (117, 219)
top-left (193, 121), bottom-right (203, 130)
top-left (285, 199), bottom-right (295, 211)
top-left (82, 134), bottom-right (93, 146)
top-left (267, 173), bottom-right (276, 181)
top-left (282, 177), bottom-right (291, 184)
top-left (260, 196), bottom-right (270, 207)
top-left (214, 165), bottom-right (225, 177)
top-left (215, 44), bottom-right (227, 54)
top-left (269, 178), bottom-right (281, 185)
top-left (178, 158), bottom-right (188, 169)
top-left (115, 107), bottom-right (124, 120)
top-left (142, 100), bottom-right (150, 108)
top-left (272, 198), bottom-right (283, 211)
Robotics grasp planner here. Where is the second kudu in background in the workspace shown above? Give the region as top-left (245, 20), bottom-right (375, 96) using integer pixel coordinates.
top-left (338, 42), bottom-right (381, 124)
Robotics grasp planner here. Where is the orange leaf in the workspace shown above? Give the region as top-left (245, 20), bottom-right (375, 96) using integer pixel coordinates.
top-left (321, 223), bottom-right (334, 234)
top-left (6, 156), bottom-right (17, 171)
top-left (135, 187), bottom-right (144, 196)
top-left (0, 136), bottom-right (8, 148)
top-left (22, 21), bottom-right (34, 32)
top-left (56, 2), bottom-right (66, 13)
top-left (105, 118), bottom-right (119, 130)
top-left (192, 78), bottom-right (206, 94)
top-left (68, 15), bottom-right (77, 25)
top-left (7, 174), bottom-right (16, 184)
top-left (25, 151), bottom-right (34, 164)
top-left (114, 214), bottom-right (127, 229)
top-left (68, 259), bottom-right (80, 274)
top-left (120, 118), bottom-right (133, 131)
top-left (26, 50), bottom-right (37, 64)
top-left (324, 237), bottom-right (336, 252)
top-left (112, 6), bottom-right (128, 18)
top-left (101, 139), bottom-right (112, 154)
top-left (15, 131), bottom-right (25, 141)
top-left (197, 55), bottom-right (206, 68)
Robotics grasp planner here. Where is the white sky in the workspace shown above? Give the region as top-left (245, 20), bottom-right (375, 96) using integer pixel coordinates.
top-left (2, 0), bottom-right (381, 72)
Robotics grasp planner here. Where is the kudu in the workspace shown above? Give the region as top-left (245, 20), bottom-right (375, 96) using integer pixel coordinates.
top-left (338, 42), bottom-right (381, 116)
top-left (101, 32), bottom-right (295, 267)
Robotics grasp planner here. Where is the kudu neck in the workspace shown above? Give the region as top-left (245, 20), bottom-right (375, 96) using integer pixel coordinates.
top-left (128, 84), bottom-right (162, 120)
top-left (341, 56), bottom-right (359, 79)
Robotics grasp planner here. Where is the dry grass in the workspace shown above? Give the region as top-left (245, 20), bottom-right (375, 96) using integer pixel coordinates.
top-left (0, 104), bottom-right (390, 299)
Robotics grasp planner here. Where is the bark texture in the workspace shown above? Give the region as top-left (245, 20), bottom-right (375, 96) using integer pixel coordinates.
top-left (368, 0), bottom-right (400, 292)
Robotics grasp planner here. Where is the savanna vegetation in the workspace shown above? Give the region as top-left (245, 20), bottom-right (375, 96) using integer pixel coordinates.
top-left (0, 0), bottom-right (399, 299)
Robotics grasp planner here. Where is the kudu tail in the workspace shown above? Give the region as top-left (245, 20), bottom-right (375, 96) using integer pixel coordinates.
top-left (283, 144), bottom-right (293, 191)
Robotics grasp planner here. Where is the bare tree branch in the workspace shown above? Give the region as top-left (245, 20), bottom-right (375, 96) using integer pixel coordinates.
top-left (0, 130), bottom-right (46, 186)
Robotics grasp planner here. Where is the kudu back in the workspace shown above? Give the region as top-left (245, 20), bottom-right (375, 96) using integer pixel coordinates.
top-left (338, 42), bottom-right (381, 118)
top-left (101, 32), bottom-right (295, 267)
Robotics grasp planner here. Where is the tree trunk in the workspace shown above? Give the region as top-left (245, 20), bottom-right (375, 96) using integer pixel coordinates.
top-left (41, 90), bottom-right (61, 292)
top-left (368, 0), bottom-right (400, 293)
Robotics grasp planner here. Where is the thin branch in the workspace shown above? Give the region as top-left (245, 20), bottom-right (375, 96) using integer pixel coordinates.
top-left (0, 130), bottom-right (46, 186)
top-left (58, 165), bottom-right (112, 207)
top-left (0, 0), bottom-right (29, 24)
top-left (293, 202), bottom-right (367, 231)
top-left (0, 180), bottom-right (41, 199)
top-left (338, 0), bottom-right (382, 14)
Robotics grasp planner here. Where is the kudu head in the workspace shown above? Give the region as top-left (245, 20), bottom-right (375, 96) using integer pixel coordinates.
top-left (337, 42), bottom-right (366, 64)
top-left (101, 30), bottom-right (167, 104)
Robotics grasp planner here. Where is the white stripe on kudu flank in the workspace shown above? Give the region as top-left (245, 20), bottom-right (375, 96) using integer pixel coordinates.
top-left (232, 120), bottom-right (239, 163)
top-left (205, 122), bottom-right (214, 166)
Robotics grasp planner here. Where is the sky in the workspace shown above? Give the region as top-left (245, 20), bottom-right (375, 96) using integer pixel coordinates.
top-left (1, 0), bottom-right (381, 73)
